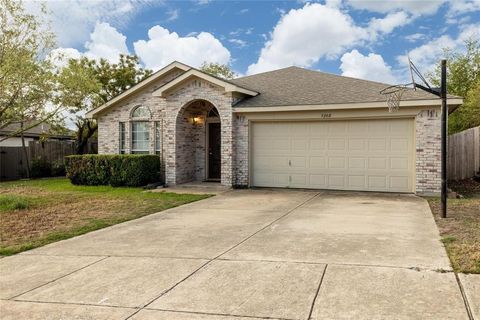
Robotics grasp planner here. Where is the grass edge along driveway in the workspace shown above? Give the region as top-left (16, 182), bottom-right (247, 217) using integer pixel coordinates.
top-left (0, 178), bottom-right (211, 256)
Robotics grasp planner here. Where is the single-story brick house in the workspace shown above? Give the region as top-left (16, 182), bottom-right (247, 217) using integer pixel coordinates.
top-left (86, 61), bottom-right (462, 195)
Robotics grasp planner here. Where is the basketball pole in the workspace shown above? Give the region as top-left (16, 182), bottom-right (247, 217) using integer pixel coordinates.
top-left (441, 59), bottom-right (447, 218)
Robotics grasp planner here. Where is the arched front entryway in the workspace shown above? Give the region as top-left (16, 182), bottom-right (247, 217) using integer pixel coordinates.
top-left (175, 99), bottom-right (221, 184)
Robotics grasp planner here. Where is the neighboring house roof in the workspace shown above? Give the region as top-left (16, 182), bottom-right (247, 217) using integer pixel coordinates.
top-left (230, 66), bottom-right (462, 108)
top-left (0, 121), bottom-right (74, 140)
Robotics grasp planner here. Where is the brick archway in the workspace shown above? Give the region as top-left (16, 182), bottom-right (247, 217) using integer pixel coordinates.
top-left (173, 99), bottom-right (221, 184)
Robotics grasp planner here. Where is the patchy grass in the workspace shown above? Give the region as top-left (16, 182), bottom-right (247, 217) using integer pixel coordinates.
top-left (0, 194), bottom-right (29, 211)
top-left (427, 178), bottom-right (480, 274)
top-left (0, 178), bottom-right (210, 255)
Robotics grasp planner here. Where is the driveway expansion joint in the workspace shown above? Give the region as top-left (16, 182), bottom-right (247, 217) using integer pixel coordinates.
top-left (9, 256), bottom-right (109, 300)
top-left (141, 307), bottom-right (294, 320)
top-left (9, 298), bottom-right (138, 310)
top-left (307, 264), bottom-right (328, 320)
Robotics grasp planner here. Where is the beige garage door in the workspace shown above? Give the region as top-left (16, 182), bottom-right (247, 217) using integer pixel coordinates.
top-left (251, 118), bottom-right (415, 192)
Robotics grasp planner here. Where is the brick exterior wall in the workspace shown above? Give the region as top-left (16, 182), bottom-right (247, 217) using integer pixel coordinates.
top-left (415, 109), bottom-right (441, 195)
top-left (233, 114), bottom-right (249, 187)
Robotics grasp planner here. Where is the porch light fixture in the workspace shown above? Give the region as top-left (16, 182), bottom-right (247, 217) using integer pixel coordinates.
top-left (192, 114), bottom-right (201, 125)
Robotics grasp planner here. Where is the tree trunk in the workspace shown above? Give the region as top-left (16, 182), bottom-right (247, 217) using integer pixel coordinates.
top-left (20, 121), bottom-right (30, 178)
top-left (75, 119), bottom-right (97, 154)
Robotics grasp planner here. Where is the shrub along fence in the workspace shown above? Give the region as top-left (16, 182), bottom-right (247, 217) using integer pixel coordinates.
top-left (0, 140), bottom-right (75, 181)
top-left (65, 154), bottom-right (161, 187)
top-left (448, 126), bottom-right (480, 181)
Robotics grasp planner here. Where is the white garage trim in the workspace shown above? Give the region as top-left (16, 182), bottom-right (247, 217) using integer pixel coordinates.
top-left (249, 118), bottom-right (416, 193)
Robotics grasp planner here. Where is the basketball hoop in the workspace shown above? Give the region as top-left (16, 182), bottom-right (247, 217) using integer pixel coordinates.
top-left (380, 83), bottom-right (413, 112)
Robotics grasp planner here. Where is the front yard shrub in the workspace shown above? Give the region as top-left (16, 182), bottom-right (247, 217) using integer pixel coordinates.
top-left (51, 160), bottom-right (66, 177)
top-left (65, 154), bottom-right (160, 187)
top-left (30, 157), bottom-right (52, 178)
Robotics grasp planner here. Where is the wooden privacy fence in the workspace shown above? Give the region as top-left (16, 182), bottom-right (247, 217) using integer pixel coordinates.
top-left (0, 140), bottom-right (75, 181)
top-left (448, 126), bottom-right (480, 181)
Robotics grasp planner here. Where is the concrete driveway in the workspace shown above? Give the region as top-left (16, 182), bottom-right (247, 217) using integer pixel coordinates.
top-left (0, 190), bottom-right (472, 319)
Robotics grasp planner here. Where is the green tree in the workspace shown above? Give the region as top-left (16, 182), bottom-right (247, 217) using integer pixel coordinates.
top-left (58, 54), bottom-right (152, 154)
top-left (0, 0), bottom-right (61, 176)
top-left (428, 39), bottom-right (480, 134)
top-left (200, 62), bottom-right (236, 79)
top-left (0, 0), bottom-right (60, 133)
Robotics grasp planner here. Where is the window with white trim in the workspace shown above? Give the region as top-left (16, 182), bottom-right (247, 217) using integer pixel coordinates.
top-left (119, 122), bottom-right (126, 154)
top-left (130, 105), bottom-right (151, 154)
top-left (131, 122), bottom-right (149, 154)
top-left (155, 121), bottom-right (161, 155)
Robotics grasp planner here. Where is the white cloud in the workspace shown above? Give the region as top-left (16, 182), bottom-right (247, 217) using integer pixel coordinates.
top-left (405, 33), bottom-right (426, 42)
top-left (398, 24), bottom-right (480, 76)
top-left (50, 22), bottom-right (129, 66)
top-left (25, 0), bottom-right (150, 47)
top-left (247, 3), bottom-right (410, 75)
top-left (368, 11), bottom-right (411, 37)
top-left (195, 0), bottom-right (211, 5)
top-left (346, 0), bottom-right (445, 15)
top-left (239, 8), bottom-right (249, 14)
top-left (340, 50), bottom-right (397, 83)
top-left (247, 3), bottom-right (367, 74)
top-left (166, 9), bottom-right (179, 22)
top-left (229, 39), bottom-right (247, 48)
top-left (48, 48), bottom-right (82, 69)
top-left (133, 26), bottom-right (231, 70)
top-left (84, 22), bottom-right (129, 62)
top-left (449, 0), bottom-right (480, 15)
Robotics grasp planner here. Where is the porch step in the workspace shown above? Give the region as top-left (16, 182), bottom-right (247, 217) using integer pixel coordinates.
top-left (154, 181), bottom-right (230, 195)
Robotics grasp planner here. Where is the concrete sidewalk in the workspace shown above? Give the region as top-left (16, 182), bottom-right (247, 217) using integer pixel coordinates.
top-left (0, 189), bottom-right (474, 319)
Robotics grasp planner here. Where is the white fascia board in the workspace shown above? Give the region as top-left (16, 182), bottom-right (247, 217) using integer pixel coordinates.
top-left (233, 98), bottom-right (464, 113)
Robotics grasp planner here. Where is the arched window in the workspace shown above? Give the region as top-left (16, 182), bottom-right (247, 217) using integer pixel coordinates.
top-left (131, 105), bottom-right (151, 118)
top-left (130, 105), bottom-right (151, 154)
top-left (207, 108), bottom-right (219, 118)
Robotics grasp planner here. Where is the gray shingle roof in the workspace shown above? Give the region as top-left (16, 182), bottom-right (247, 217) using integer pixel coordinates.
top-left (230, 66), bottom-right (445, 108)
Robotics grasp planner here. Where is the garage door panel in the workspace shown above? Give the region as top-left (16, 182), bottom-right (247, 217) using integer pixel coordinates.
top-left (348, 175), bottom-right (367, 188)
top-left (328, 175), bottom-right (346, 188)
top-left (368, 176), bottom-right (387, 189)
top-left (390, 157), bottom-right (409, 170)
top-left (309, 174), bottom-right (327, 187)
top-left (368, 139), bottom-right (387, 151)
top-left (328, 157), bottom-right (346, 169)
top-left (310, 156), bottom-right (327, 169)
top-left (251, 119), bottom-right (414, 192)
top-left (328, 139), bottom-right (346, 150)
top-left (349, 158), bottom-right (367, 169)
top-left (368, 158), bottom-right (387, 170)
top-left (390, 176), bottom-right (409, 190)
top-left (292, 139), bottom-right (308, 151)
top-left (349, 139), bottom-right (367, 151)
top-left (290, 156), bottom-right (307, 169)
top-left (310, 139), bottom-right (327, 153)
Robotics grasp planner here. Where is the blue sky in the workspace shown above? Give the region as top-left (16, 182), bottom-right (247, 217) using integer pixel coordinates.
top-left (33, 0), bottom-right (480, 84)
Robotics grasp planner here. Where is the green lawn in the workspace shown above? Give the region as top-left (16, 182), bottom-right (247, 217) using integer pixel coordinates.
top-left (0, 178), bottom-right (210, 256)
top-left (428, 179), bottom-right (480, 274)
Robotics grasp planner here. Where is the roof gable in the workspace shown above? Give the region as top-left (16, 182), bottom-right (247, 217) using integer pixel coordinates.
top-left (152, 69), bottom-right (258, 98)
top-left (86, 61), bottom-right (190, 118)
